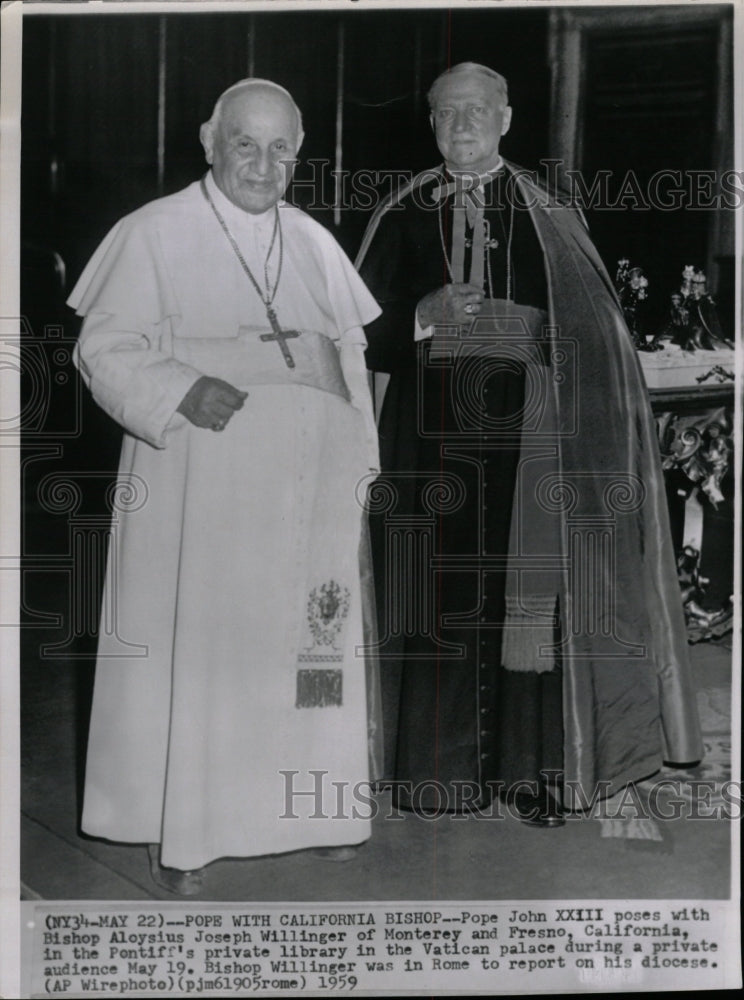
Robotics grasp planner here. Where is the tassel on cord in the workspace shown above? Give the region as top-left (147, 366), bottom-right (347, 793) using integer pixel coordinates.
top-left (502, 594), bottom-right (559, 673)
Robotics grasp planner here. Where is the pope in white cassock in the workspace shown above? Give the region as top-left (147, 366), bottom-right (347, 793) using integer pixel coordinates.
top-left (67, 79), bottom-right (383, 895)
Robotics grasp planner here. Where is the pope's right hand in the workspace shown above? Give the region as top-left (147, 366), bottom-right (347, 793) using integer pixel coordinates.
top-left (417, 283), bottom-right (484, 328)
top-left (176, 376), bottom-right (248, 431)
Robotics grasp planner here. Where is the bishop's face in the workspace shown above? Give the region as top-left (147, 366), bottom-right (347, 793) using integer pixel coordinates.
top-left (430, 74), bottom-right (512, 174)
top-left (201, 87), bottom-right (302, 214)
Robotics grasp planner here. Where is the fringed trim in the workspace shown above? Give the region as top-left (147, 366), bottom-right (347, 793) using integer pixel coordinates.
top-left (502, 594), bottom-right (559, 674)
top-left (296, 669), bottom-right (343, 708)
top-left (598, 817), bottom-right (663, 842)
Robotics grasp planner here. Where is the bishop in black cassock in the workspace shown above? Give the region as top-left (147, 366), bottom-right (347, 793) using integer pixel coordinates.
top-left (356, 62), bottom-right (702, 823)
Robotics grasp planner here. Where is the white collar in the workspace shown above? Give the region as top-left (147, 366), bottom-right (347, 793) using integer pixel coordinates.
top-left (430, 158), bottom-right (505, 203)
top-left (444, 157), bottom-right (504, 186)
top-left (204, 169), bottom-right (280, 227)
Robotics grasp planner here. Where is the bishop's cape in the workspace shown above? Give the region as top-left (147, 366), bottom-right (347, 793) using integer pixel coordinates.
top-left (68, 173), bottom-right (383, 870)
top-left (356, 161), bottom-right (703, 809)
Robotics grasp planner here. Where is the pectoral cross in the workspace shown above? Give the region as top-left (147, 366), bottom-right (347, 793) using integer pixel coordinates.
top-left (260, 306), bottom-right (301, 369)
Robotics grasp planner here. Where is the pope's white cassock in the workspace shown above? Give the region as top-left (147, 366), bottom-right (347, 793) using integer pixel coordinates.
top-left (68, 171), bottom-right (382, 871)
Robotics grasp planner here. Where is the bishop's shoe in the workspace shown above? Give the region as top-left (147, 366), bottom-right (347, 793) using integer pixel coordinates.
top-left (505, 779), bottom-right (565, 829)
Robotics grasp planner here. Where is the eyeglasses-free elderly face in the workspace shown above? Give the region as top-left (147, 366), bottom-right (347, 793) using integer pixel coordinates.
top-left (201, 87), bottom-right (302, 215)
top-left (430, 73), bottom-right (512, 175)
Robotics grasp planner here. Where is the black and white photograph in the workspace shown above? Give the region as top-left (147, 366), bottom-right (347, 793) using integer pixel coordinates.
top-left (0, 0), bottom-right (741, 995)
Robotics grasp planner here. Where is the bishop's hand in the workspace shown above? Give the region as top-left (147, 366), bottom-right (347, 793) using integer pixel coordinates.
top-left (417, 283), bottom-right (484, 328)
top-left (177, 376), bottom-right (248, 432)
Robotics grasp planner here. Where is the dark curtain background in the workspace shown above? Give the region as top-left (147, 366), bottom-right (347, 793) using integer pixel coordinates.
top-left (21, 9), bottom-right (552, 275)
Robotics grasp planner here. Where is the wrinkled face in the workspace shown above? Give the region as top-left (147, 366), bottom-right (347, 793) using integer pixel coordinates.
top-left (200, 87), bottom-right (302, 214)
top-left (430, 73), bottom-right (511, 174)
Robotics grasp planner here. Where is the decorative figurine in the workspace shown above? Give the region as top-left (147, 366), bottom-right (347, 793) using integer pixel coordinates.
top-left (615, 258), bottom-right (650, 349)
top-left (654, 265), bottom-right (734, 352)
top-left (650, 291), bottom-right (690, 350)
